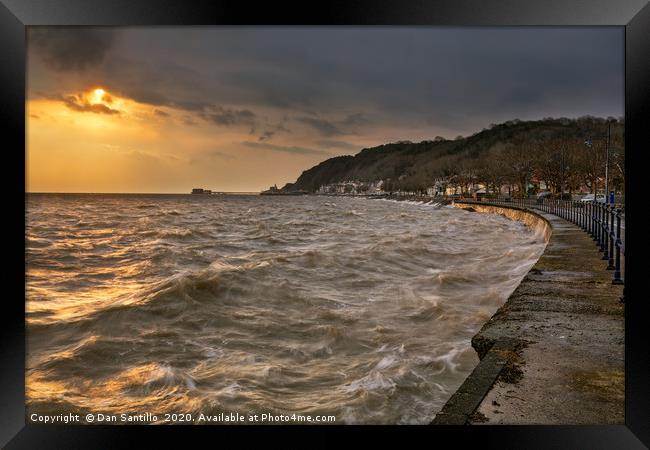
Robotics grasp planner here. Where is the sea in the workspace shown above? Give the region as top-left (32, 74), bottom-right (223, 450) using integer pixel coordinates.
top-left (26, 193), bottom-right (546, 424)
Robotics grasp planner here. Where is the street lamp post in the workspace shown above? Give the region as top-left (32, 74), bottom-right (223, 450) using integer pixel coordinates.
top-left (584, 121), bottom-right (612, 204)
top-left (605, 122), bottom-right (611, 205)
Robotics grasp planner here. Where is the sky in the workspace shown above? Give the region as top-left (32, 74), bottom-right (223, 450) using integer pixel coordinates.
top-left (26, 27), bottom-right (623, 193)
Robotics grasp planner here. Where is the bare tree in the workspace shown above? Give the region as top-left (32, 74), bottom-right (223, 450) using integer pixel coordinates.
top-left (478, 149), bottom-right (508, 194)
top-left (501, 138), bottom-right (536, 196)
top-left (534, 137), bottom-right (580, 197)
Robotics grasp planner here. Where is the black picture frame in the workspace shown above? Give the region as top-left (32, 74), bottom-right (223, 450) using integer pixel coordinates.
top-left (2, 0), bottom-right (649, 447)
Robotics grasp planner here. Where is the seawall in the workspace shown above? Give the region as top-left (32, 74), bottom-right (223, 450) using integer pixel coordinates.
top-left (451, 202), bottom-right (552, 244)
top-left (432, 201), bottom-right (624, 425)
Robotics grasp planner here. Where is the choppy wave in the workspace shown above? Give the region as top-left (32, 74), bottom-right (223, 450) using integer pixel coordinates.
top-left (26, 193), bottom-right (546, 424)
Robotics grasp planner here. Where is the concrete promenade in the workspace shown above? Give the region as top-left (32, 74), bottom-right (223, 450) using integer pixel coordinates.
top-left (432, 202), bottom-right (624, 425)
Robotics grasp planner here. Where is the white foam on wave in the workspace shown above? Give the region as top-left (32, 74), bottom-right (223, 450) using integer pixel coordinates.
top-left (27, 193), bottom-right (548, 423)
top-left (219, 382), bottom-right (241, 398)
top-left (375, 355), bottom-right (398, 370)
top-left (342, 370), bottom-right (396, 394)
top-left (145, 364), bottom-right (197, 391)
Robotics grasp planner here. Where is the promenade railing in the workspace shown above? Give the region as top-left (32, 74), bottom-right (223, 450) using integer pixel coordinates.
top-left (458, 196), bottom-right (625, 292)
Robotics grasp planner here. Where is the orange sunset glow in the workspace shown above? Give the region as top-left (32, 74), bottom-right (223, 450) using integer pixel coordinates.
top-left (24, 25), bottom-right (627, 428)
top-left (27, 27), bottom-right (623, 193)
top-left (27, 84), bottom-right (343, 193)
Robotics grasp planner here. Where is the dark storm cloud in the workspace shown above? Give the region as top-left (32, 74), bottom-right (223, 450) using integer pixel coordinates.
top-left (317, 140), bottom-right (360, 151)
top-left (218, 70), bottom-right (319, 109)
top-left (202, 106), bottom-right (256, 127)
top-left (242, 141), bottom-right (330, 156)
top-left (257, 120), bottom-right (291, 142)
top-left (296, 113), bottom-right (371, 137)
top-left (29, 28), bottom-right (115, 71)
top-left (341, 113), bottom-right (370, 127)
top-left (55, 94), bottom-right (120, 115)
top-left (258, 131), bottom-right (275, 142)
top-left (29, 27), bottom-right (624, 137)
top-left (296, 117), bottom-right (345, 137)
top-left (97, 56), bottom-right (211, 112)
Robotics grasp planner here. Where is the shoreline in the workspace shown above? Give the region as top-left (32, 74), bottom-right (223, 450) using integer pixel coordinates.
top-left (432, 201), bottom-right (624, 425)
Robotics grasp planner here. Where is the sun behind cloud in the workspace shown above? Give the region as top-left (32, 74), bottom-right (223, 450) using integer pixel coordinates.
top-left (92, 88), bottom-right (106, 103)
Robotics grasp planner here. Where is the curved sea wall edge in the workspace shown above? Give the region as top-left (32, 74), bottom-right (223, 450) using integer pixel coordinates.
top-left (453, 201), bottom-right (552, 246)
top-left (452, 201), bottom-right (552, 356)
top-left (431, 201), bottom-right (553, 424)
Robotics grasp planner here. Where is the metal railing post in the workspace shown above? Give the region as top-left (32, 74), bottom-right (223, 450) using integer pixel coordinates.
top-left (600, 203), bottom-right (605, 248)
top-left (598, 202), bottom-right (603, 246)
top-left (607, 206), bottom-right (615, 270)
top-left (600, 203), bottom-right (606, 249)
top-left (580, 201), bottom-right (583, 229)
top-left (595, 201), bottom-right (599, 242)
top-left (613, 209), bottom-right (623, 285)
top-left (601, 204), bottom-right (609, 260)
top-left (595, 202), bottom-right (599, 241)
top-left (571, 200), bottom-right (578, 225)
top-left (565, 200), bottom-right (568, 219)
top-left (591, 201), bottom-right (598, 241)
top-left (598, 203), bottom-right (605, 253)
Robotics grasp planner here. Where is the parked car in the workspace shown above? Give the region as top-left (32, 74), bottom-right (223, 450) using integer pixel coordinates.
top-left (536, 191), bottom-right (551, 204)
top-left (579, 194), bottom-right (606, 203)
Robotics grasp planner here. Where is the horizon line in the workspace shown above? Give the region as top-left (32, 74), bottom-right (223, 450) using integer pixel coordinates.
top-left (26, 191), bottom-right (263, 195)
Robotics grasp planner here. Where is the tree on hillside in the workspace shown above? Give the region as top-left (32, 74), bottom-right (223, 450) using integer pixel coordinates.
top-left (575, 139), bottom-right (604, 194)
top-left (609, 129), bottom-right (625, 193)
top-left (500, 138), bottom-right (536, 196)
top-left (434, 159), bottom-right (461, 195)
top-left (284, 118), bottom-right (625, 197)
top-left (534, 137), bottom-right (580, 196)
top-left (478, 150), bottom-right (508, 194)
top-left (455, 160), bottom-right (479, 195)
